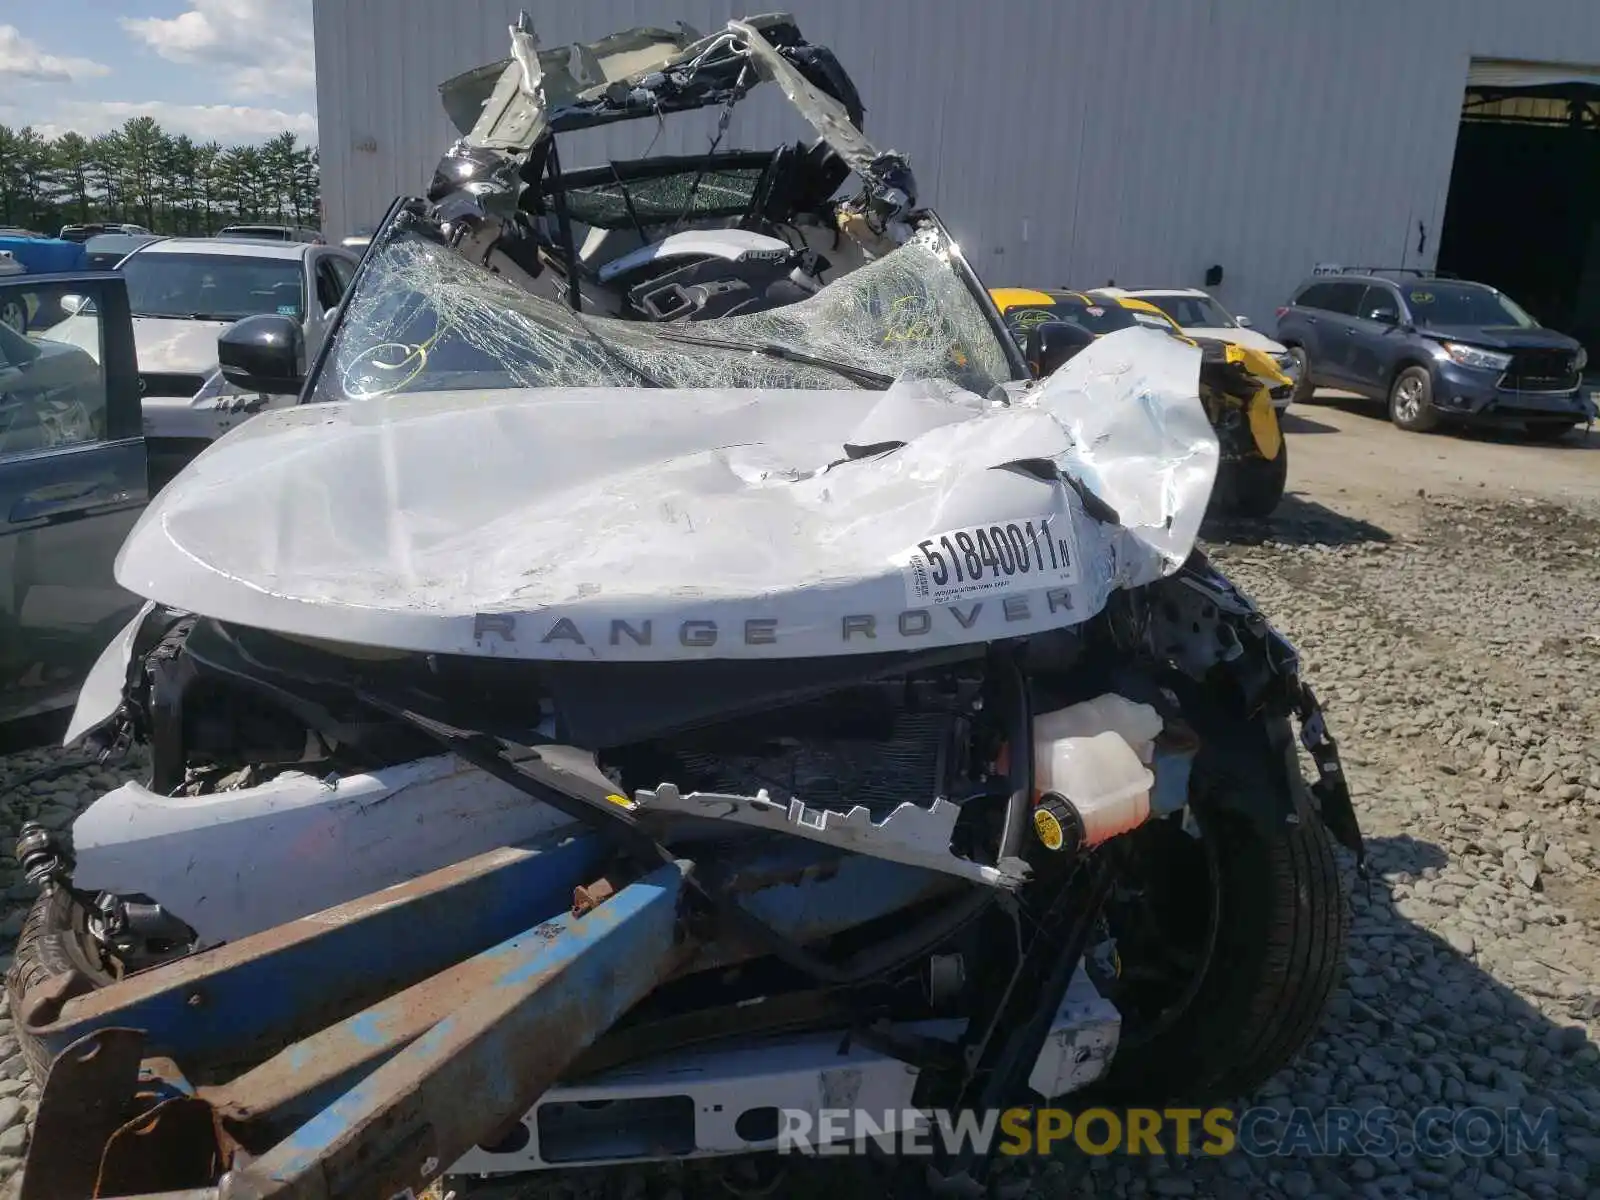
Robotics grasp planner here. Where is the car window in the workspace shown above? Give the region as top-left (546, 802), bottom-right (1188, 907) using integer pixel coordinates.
top-left (1305, 284), bottom-right (1369, 316)
top-left (1357, 286), bottom-right (1401, 324)
top-left (1144, 294), bottom-right (1235, 328)
top-left (998, 297), bottom-right (1141, 347)
top-left (315, 259), bottom-right (345, 311)
top-left (329, 255), bottom-right (356, 292)
top-left (1293, 282), bottom-right (1338, 311)
top-left (121, 251), bottom-right (306, 322)
top-left (998, 305), bottom-right (1063, 348)
top-left (1404, 283), bottom-right (1537, 328)
top-left (0, 281), bottom-right (109, 458)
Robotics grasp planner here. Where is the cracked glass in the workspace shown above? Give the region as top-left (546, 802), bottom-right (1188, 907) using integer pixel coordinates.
top-left (313, 225), bottom-right (1015, 403)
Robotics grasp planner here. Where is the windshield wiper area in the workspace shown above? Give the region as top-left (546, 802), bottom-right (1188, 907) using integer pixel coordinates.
top-left (569, 311), bottom-right (665, 389)
top-left (131, 312), bottom-right (241, 321)
top-left (647, 329), bottom-right (895, 389)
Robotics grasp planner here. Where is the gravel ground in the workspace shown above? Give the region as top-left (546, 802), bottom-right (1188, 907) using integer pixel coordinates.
top-left (1, 485), bottom-right (1597, 1199)
top-left (0, 750), bottom-right (146, 1194)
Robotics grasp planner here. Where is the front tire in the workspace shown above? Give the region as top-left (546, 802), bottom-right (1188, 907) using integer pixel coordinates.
top-left (1219, 444), bottom-right (1288, 519)
top-left (1286, 346), bottom-right (1312, 405)
top-left (1388, 366), bottom-right (1439, 432)
top-left (1095, 800), bottom-right (1348, 1102)
top-left (6, 888), bottom-right (116, 1083)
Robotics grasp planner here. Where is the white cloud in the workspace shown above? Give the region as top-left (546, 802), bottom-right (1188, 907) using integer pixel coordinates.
top-left (34, 99), bottom-right (315, 144)
top-left (0, 24), bottom-right (112, 84)
top-left (122, 0), bottom-right (312, 101)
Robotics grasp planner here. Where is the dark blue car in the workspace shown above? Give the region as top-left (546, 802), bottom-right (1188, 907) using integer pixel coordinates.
top-left (1275, 271), bottom-right (1594, 439)
top-left (0, 270), bottom-right (148, 740)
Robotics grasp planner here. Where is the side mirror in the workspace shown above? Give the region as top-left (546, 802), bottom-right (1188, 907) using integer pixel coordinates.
top-left (219, 313), bottom-right (305, 395)
top-left (1024, 320), bottom-right (1097, 379)
top-left (1234, 314), bottom-right (1252, 328)
top-left (1373, 310), bottom-right (1399, 327)
top-left (59, 294), bottom-right (88, 315)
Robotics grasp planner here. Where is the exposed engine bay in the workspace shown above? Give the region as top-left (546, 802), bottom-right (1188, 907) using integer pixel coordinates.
top-left (19, 545), bottom-right (1365, 1180)
top-left (42, 548), bottom-right (1360, 1003)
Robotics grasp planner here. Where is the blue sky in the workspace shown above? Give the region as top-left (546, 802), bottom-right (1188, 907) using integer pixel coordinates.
top-left (0, 0), bottom-right (315, 145)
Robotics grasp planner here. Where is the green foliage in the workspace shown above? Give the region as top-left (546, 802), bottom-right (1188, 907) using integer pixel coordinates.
top-left (0, 119), bottom-right (320, 236)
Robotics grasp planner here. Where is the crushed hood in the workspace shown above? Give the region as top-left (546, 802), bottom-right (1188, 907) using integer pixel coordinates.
top-left (113, 329), bottom-right (1218, 662)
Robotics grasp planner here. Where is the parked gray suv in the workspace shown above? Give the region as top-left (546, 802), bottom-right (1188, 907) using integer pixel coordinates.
top-left (1275, 270), bottom-right (1593, 440)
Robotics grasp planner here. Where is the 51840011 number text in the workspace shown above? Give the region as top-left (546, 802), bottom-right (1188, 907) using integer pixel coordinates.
top-left (905, 516), bottom-right (1079, 604)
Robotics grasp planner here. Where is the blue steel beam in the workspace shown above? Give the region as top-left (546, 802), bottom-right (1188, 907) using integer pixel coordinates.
top-left (19, 830), bottom-right (605, 1071)
top-left (210, 860), bottom-right (692, 1200)
top-left (201, 843), bottom-right (958, 1135)
top-left (24, 837), bottom-right (963, 1195)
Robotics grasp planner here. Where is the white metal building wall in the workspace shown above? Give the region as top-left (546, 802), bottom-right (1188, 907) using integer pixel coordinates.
top-left (313, 0), bottom-right (1600, 324)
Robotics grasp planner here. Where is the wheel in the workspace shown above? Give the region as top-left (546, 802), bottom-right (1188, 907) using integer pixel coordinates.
top-left (1522, 421), bottom-right (1579, 443)
top-left (1388, 366), bottom-right (1439, 432)
top-left (6, 887), bottom-right (116, 1083)
top-left (1218, 443), bottom-right (1288, 519)
top-left (1285, 345), bottom-right (1312, 405)
top-left (0, 297), bottom-right (25, 334)
top-left (1091, 776), bottom-right (1349, 1102)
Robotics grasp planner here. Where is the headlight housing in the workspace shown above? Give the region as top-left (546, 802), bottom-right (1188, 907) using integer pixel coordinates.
top-left (1577, 347), bottom-right (1589, 372)
top-left (1272, 351), bottom-right (1298, 374)
top-left (1441, 342), bottom-right (1513, 372)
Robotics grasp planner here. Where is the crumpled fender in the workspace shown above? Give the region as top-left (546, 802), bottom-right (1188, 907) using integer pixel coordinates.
top-left (1247, 388), bottom-right (1283, 461)
top-left (1216, 343), bottom-right (1289, 460)
top-left (62, 601), bottom-right (159, 745)
top-left (1136, 555), bottom-right (1365, 870)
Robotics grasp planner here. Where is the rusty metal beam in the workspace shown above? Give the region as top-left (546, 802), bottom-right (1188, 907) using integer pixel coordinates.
top-left (203, 859), bottom-right (692, 1200)
top-left (20, 836), bottom-right (969, 1197)
top-left (19, 1027), bottom-right (148, 1200)
top-left (19, 832), bottom-right (604, 1075)
top-left (143, 843), bottom-right (947, 1154)
top-left (197, 844), bottom-right (959, 1138)
top-left (196, 873), bottom-right (661, 1143)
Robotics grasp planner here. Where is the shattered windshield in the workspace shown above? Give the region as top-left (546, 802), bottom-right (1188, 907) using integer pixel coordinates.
top-left (313, 226), bottom-right (1015, 402)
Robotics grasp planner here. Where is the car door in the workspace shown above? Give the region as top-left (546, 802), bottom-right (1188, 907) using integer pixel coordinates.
top-left (1301, 281), bottom-right (1367, 386)
top-left (1345, 284), bottom-right (1405, 395)
top-left (0, 273), bottom-right (147, 726)
top-left (304, 250), bottom-right (356, 361)
top-left (1282, 283), bottom-right (1340, 380)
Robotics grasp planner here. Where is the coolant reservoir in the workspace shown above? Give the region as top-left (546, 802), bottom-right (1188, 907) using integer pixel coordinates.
top-left (1032, 694), bottom-right (1164, 765)
top-left (1033, 731), bottom-right (1154, 849)
top-left (1029, 694), bottom-right (1162, 853)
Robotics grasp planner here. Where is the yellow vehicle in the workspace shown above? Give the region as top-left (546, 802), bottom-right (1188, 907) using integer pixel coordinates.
top-left (989, 288), bottom-right (1291, 517)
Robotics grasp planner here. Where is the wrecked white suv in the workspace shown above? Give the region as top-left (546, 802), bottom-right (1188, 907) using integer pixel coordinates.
top-left (9, 13), bottom-right (1363, 1190)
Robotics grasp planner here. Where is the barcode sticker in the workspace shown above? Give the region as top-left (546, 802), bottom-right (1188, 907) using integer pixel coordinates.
top-left (902, 516), bottom-right (1080, 604)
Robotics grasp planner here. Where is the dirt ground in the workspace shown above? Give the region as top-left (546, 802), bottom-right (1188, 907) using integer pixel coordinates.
top-left (1282, 390), bottom-right (1600, 532)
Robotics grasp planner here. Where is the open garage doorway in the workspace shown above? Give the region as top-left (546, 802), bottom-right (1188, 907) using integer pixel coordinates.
top-left (1437, 61), bottom-right (1600, 365)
